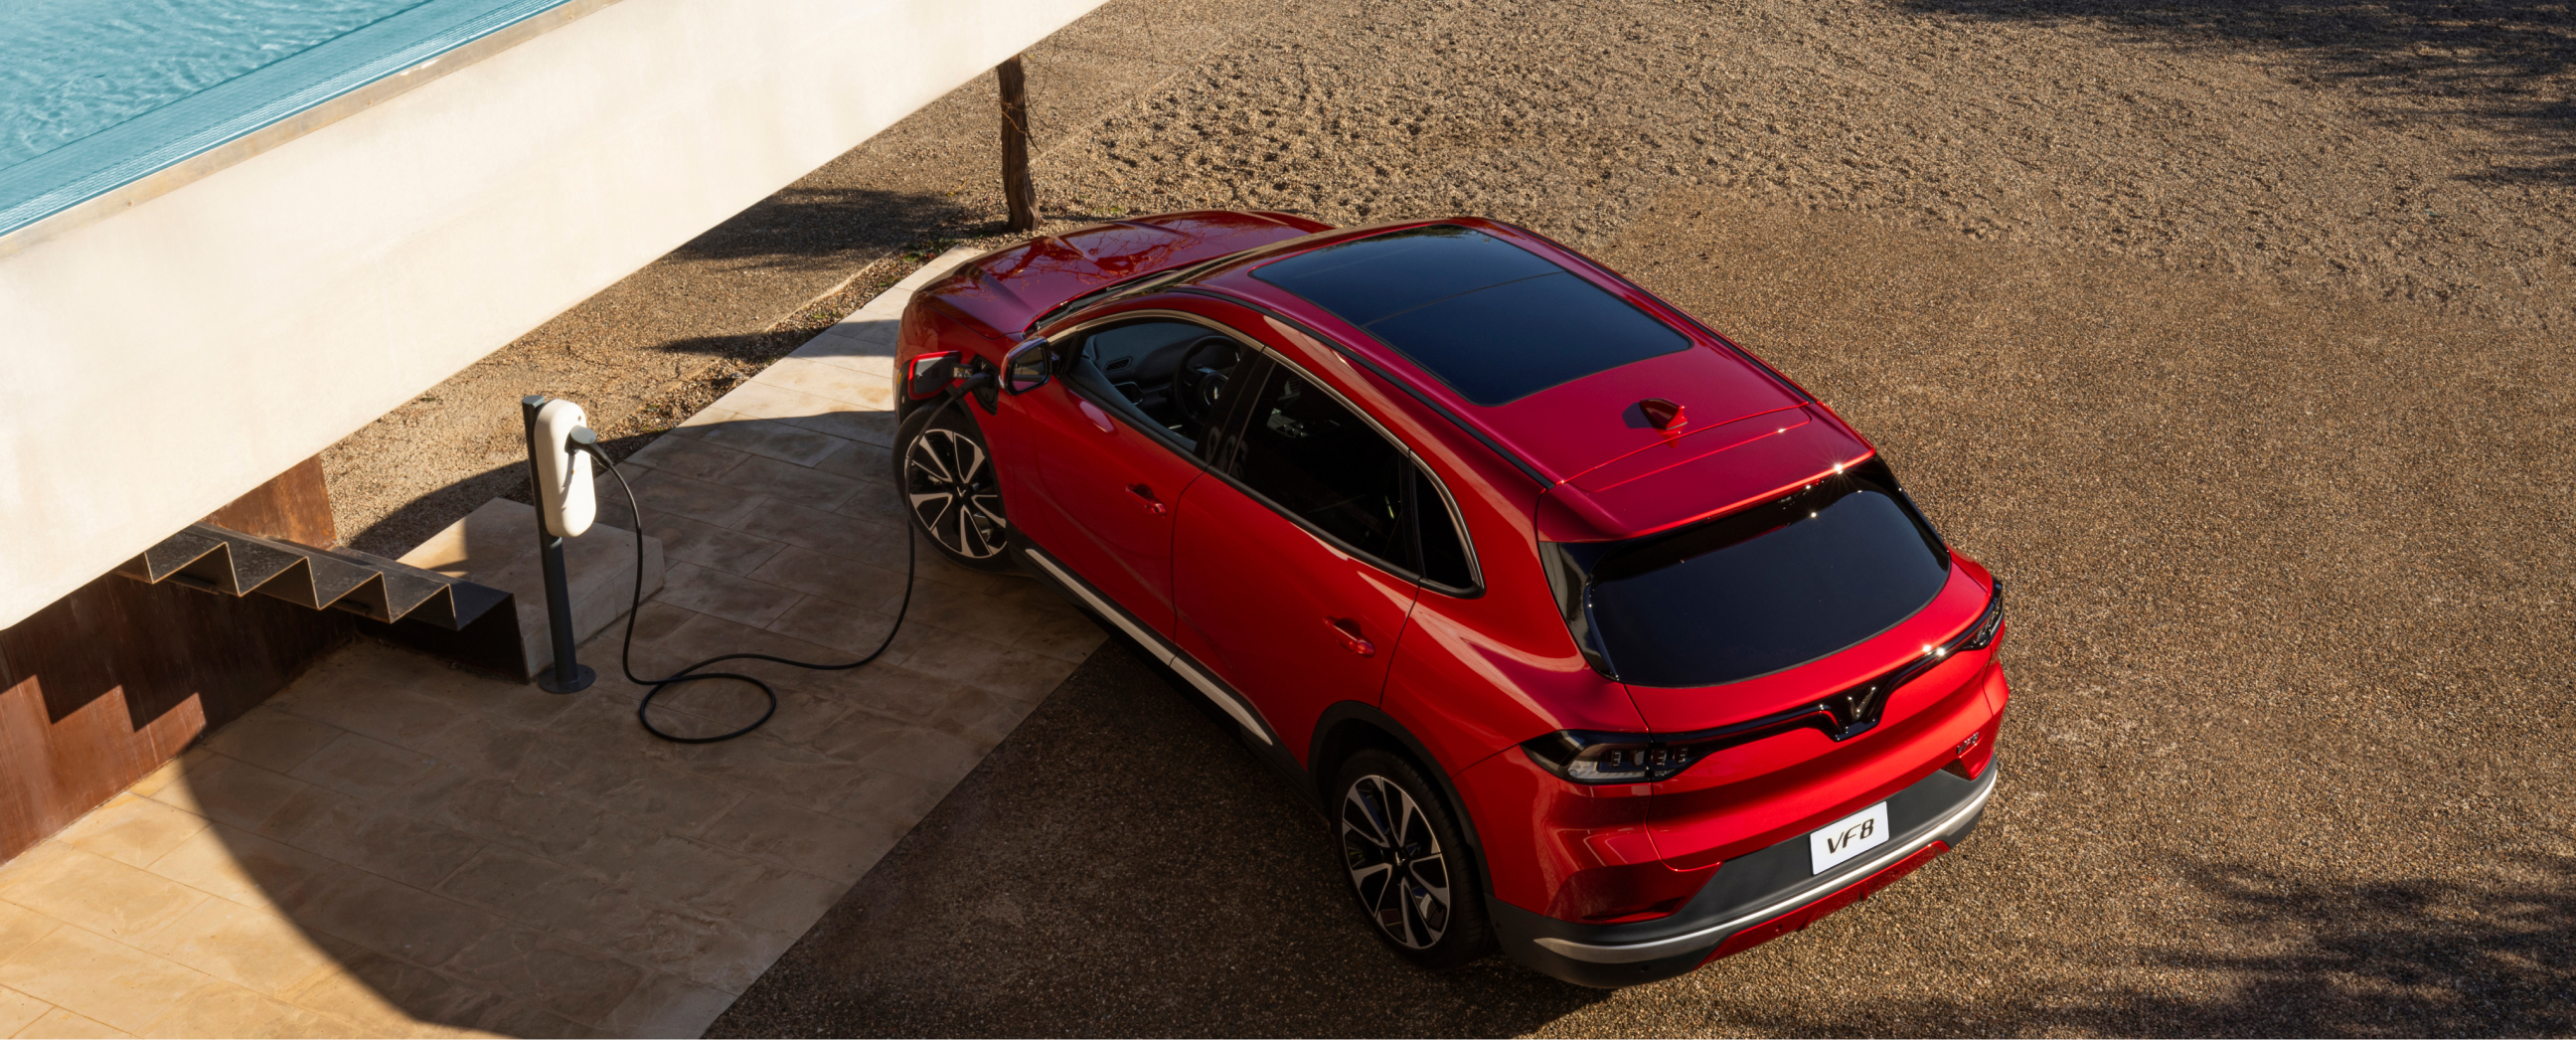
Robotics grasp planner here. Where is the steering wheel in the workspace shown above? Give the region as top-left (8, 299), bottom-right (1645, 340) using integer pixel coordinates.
top-left (1172, 335), bottom-right (1241, 425)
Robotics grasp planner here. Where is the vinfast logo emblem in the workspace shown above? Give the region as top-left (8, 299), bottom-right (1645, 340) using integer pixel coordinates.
top-left (1822, 680), bottom-right (1893, 739)
top-left (1814, 583), bottom-right (2006, 742)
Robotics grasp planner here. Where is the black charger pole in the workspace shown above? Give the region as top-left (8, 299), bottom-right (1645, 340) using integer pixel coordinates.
top-left (523, 395), bottom-right (594, 693)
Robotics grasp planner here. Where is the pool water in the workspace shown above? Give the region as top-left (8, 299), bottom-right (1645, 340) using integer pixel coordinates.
top-left (2, 0), bottom-right (441, 170)
top-left (0, 0), bottom-right (575, 237)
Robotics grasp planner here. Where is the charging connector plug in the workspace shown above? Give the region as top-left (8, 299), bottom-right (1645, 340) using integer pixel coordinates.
top-left (566, 426), bottom-right (605, 462)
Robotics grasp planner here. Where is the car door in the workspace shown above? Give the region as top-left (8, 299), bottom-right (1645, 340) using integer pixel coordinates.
top-left (1015, 314), bottom-right (1258, 636)
top-left (1173, 358), bottom-right (1426, 765)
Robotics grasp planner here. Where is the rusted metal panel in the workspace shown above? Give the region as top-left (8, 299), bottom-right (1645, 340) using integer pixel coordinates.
top-left (203, 455), bottom-right (337, 549)
top-left (0, 457), bottom-right (349, 862)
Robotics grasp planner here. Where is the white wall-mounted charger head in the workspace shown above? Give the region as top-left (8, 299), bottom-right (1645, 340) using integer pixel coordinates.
top-left (533, 399), bottom-right (595, 538)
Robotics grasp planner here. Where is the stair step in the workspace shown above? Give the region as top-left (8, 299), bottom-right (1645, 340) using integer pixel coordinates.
top-left (116, 523), bottom-right (511, 630)
top-left (337, 547), bottom-right (511, 628)
top-left (255, 548), bottom-right (380, 616)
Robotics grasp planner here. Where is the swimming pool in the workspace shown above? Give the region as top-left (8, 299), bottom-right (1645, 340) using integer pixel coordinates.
top-left (0, 0), bottom-right (580, 237)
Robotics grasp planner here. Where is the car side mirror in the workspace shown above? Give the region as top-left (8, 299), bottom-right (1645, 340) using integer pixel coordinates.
top-left (1005, 338), bottom-right (1052, 395)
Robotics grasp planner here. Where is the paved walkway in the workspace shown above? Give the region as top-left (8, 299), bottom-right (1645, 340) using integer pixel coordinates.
top-left (0, 248), bottom-right (1103, 1038)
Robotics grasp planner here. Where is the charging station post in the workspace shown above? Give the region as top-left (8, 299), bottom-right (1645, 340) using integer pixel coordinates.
top-left (523, 395), bottom-right (595, 693)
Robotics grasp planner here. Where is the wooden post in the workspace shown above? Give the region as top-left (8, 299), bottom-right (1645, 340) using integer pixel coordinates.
top-left (998, 56), bottom-right (1037, 233)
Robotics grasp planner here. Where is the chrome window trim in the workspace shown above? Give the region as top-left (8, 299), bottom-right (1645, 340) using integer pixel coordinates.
top-left (1052, 307), bottom-right (1414, 449)
top-left (1173, 285), bottom-right (1553, 487)
top-left (1241, 345), bottom-right (1487, 598)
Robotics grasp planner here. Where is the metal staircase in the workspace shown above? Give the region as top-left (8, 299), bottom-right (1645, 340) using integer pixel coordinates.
top-left (117, 522), bottom-right (510, 631)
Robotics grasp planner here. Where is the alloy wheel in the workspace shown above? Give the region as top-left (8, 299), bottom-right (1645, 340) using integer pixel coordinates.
top-left (903, 426), bottom-right (1008, 559)
top-left (1341, 774), bottom-right (1453, 950)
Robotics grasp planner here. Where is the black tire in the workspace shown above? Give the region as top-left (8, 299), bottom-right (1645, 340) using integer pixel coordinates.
top-left (1334, 748), bottom-right (1496, 968)
top-left (892, 401), bottom-right (1018, 573)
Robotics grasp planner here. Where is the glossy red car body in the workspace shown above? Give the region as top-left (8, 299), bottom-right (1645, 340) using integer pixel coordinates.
top-left (893, 211), bottom-right (2009, 985)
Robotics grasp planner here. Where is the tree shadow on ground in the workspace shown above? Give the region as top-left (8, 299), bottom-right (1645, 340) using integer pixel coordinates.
top-left (650, 189), bottom-right (1143, 275)
top-left (2134, 857), bottom-right (2576, 1036)
top-left (644, 205), bottom-right (1162, 366)
top-left (650, 204), bottom-right (1157, 354)
top-left (659, 186), bottom-right (972, 273)
top-left (1895, 0), bottom-right (2576, 183)
top-left (1737, 853), bottom-right (2576, 1036)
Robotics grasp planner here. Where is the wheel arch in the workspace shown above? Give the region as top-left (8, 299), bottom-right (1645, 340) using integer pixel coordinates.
top-left (1310, 702), bottom-right (1494, 894)
top-left (894, 397), bottom-right (1021, 571)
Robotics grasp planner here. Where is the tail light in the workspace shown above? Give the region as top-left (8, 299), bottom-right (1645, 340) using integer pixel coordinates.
top-left (1519, 731), bottom-right (1709, 783)
top-left (1960, 581), bottom-right (2005, 650)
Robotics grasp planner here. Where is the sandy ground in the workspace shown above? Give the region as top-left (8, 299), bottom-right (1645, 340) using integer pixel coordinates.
top-left (1057, 0), bottom-right (2573, 325)
top-left (707, 200), bottom-right (2573, 1037)
top-left (313, 0), bottom-right (2575, 1032)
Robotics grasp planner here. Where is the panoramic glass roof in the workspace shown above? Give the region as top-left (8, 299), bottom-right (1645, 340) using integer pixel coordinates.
top-left (1250, 225), bottom-right (1690, 406)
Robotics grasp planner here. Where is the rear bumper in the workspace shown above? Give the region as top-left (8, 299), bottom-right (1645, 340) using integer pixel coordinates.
top-left (1491, 760), bottom-right (1999, 987)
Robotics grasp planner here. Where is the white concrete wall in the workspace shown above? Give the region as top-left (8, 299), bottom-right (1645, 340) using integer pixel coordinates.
top-left (0, 0), bottom-right (1102, 628)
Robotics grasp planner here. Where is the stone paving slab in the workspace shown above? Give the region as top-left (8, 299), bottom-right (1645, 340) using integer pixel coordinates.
top-left (397, 499), bottom-right (667, 680)
top-left (0, 246), bottom-right (1098, 1040)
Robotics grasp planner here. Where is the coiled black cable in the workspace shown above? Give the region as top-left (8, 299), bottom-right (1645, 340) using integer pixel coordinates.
top-left (575, 385), bottom-right (971, 743)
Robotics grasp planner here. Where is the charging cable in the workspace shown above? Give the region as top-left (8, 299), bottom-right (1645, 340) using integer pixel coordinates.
top-left (565, 376), bottom-right (988, 743)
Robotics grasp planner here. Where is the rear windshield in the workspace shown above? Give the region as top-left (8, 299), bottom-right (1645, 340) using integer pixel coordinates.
top-left (1543, 459), bottom-right (1951, 688)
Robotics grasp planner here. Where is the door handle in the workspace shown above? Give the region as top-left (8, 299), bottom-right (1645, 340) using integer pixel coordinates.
top-left (1326, 616), bottom-right (1376, 657)
top-left (1126, 483), bottom-right (1168, 516)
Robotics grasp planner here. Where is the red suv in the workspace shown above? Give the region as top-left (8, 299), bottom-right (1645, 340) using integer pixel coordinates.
top-left (891, 213), bottom-right (2009, 986)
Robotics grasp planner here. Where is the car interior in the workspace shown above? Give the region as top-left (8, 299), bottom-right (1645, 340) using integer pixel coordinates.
top-left (1233, 370), bottom-right (1411, 563)
top-left (1068, 318), bottom-right (1255, 445)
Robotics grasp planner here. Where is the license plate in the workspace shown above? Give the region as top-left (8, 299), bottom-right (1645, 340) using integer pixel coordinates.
top-left (1809, 801), bottom-right (1890, 874)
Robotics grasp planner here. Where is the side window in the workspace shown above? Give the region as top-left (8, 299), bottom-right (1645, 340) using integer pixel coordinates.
top-left (1069, 319), bottom-right (1259, 449)
top-left (1412, 465), bottom-right (1476, 592)
top-left (1231, 368), bottom-right (1413, 567)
